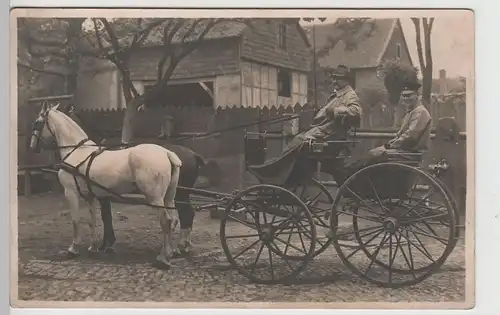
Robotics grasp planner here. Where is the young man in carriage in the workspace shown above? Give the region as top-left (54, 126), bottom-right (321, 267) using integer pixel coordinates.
top-left (338, 76), bottom-right (433, 183)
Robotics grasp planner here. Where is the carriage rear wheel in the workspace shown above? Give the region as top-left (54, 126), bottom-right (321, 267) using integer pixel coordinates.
top-left (220, 184), bottom-right (316, 284)
top-left (329, 162), bottom-right (459, 288)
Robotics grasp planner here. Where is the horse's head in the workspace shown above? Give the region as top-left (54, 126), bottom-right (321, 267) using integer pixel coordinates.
top-left (29, 101), bottom-right (60, 153)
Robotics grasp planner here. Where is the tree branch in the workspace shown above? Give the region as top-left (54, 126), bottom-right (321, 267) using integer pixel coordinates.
top-left (19, 34), bottom-right (68, 48)
top-left (99, 18), bottom-right (121, 52)
top-left (132, 19), bottom-right (166, 49)
top-left (131, 18), bottom-right (143, 46)
top-left (26, 48), bottom-right (67, 60)
top-left (411, 18), bottom-right (426, 71)
top-left (157, 19), bottom-right (185, 81)
top-left (171, 19), bottom-right (218, 64)
top-left (428, 17), bottom-right (435, 33)
top-left (92, 19), bottom-right (106, 52)
top-left (422, 18), bottom-right (433, 70)
top-left (17, 60), bottom-right (67, 77)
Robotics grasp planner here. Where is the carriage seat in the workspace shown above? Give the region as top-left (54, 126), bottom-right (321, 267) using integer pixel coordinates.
top-left (307, 134), bottom-right (358, 161)
top-left (384, 151), bottom-right (425, 167)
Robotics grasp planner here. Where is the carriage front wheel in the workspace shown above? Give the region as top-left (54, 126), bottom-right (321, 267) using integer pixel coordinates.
top-left (220, 184), bottom-right (317, 284)
top-left (329, 162), bottom-right (459, 288)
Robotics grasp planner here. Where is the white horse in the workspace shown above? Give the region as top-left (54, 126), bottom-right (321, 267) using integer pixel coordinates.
top-left (28, 102), bottom-right (183, 269)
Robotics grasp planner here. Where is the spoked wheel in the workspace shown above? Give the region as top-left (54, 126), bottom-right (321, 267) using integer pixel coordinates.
top-left (220, 184), bottom-right (316, 284)
top-left (329, 162), bottom-right (459, 288)
top-left (289, 178), bottom-right (334, 257)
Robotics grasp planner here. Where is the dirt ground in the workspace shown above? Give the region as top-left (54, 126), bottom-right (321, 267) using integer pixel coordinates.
top-left (16, 191), bottom-right (467, 303)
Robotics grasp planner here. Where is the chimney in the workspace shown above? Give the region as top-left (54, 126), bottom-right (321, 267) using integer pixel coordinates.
top-left (439, 69), bottom-right (448, 94)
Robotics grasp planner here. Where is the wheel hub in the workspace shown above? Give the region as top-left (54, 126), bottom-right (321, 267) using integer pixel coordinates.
top-left (383, 217), bottom-right (399, 232)
top-left (260, 225), bottom-right (275, 243)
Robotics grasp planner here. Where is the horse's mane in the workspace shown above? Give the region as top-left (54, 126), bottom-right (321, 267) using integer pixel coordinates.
top-left (49, 108), bottom-right (96, 145)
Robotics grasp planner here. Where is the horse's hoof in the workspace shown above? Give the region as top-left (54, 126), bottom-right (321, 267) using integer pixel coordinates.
top-left (66, 251), bottom-right (79, 259)
top-left (98, 244), bottom-right (107, 252)
top-left (171, 252), bottom-right (182, 259)
top-left (178, 244), bottom-right (195, 256)
top-left (104, 246), bottom-right (116, 254)
top-left (152, 260), bottom-right (172, 270)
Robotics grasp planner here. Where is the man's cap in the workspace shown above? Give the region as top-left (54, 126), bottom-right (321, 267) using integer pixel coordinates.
top-left (401, 78), bottom-right (422, 94)
top-left (329, 64), bottom-right (351, 80)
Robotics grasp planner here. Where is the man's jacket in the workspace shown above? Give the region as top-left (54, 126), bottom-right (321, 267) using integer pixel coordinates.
top-left (388, 104), bottom-right (432, 152)
top-left (304, 85), bottom-right (362, 139)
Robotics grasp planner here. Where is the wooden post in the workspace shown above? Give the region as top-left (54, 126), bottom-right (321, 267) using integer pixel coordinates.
top-left (24, 170), bottom-right (31, 197)
top-left (23, 102), bottom-right (35, 197)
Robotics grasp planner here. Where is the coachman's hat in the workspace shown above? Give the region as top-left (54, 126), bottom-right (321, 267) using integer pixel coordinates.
top-left (329, 64), bottom-right (352, 80)
top-left (401, 77), bottom-right (422, 93)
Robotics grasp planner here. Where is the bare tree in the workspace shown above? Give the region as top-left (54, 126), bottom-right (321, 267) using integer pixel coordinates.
top-left (89, 18), bottom-right (252, 145)
top-left (17, 18), bottom-right (103, 95)
top-left (411, 17), bottom-right (434, 107)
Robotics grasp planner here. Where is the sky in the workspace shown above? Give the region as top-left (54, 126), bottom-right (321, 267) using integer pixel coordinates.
top-left (399, 16), bottom-right (474, 79)
top-left (301, 12), bottom-right (474, 79)
top-left (79, 13), bottom-right (474, 79)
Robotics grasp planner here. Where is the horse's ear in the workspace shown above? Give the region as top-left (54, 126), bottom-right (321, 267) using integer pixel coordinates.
top-left (40, 100), bottom-right (49, 113)
top-left (52, 102), bottom-right (60, 111)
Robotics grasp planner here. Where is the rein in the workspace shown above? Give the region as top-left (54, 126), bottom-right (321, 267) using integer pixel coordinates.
top-left (46, 108), bottom-right (315, 151)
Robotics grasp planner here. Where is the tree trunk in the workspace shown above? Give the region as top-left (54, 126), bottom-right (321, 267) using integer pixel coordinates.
top-left (421, 18), bottom-right (434, 107)
top-left (64, 18), bottom-right (86, 95)
top-left (422, 67), bottom-right (433, 106)
top-left (119, 67), bottom-right (141, 145)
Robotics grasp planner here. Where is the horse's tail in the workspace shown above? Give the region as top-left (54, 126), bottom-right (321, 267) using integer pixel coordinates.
top-left (165, 150), bottom-right (182, 206)
top-left (166, 150), bottom-right (182, 169)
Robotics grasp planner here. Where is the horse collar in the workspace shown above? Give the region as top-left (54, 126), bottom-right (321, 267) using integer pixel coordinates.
top-left (61, 138), bottom-right (91, 162)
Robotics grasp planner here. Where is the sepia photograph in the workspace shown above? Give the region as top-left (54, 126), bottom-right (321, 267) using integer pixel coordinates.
top-left (10, 8), bottom-right (474, 309)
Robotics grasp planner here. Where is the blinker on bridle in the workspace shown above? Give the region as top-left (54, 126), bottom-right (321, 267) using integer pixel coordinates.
top-left (31, 102), bottom-right (59, 152)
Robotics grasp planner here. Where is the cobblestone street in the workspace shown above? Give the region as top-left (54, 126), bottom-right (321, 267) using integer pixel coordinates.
top-left (16, 192), bottom-right (466, 303)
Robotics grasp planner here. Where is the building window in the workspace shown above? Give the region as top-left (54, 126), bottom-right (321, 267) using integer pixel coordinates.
top-left (396, 43), bottom-right (401, 59)
top-left (278, 24), bottom-right (287, 50)
top-left (278, 68), bottom-right (291, 97)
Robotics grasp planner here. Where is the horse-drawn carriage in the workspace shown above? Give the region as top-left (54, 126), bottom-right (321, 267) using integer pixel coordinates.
top-left (23, 98), bottom-right (461, 289)
top-left (219, 115), bottom-right (460, 288)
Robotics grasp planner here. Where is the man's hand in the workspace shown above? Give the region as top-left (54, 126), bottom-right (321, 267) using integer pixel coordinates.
top-left (333, 106), bottom-right (348, 117)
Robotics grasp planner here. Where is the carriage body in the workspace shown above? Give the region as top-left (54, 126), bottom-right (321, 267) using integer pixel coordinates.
top-left (243, 126), bottom-right (428, 203)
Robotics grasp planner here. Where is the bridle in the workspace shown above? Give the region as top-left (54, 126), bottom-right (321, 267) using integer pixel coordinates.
top-left (30, 102), bottom-right (58, 153)
top-left (30, 101), bottom-right (91, 162)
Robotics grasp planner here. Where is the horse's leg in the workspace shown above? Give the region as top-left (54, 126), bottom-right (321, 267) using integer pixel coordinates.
top-left (136, 173), bottom-right (179, 268)
top-left (174, 155), bottom-right (202, 256)
top-left (98, 198), bottom-right (116, 252)
top-left (65, 188), bottom-right (83, 257)
top-left (175, 189), bottom-right (195, 255)
top-left (84, 197), bottom-right (101, 253)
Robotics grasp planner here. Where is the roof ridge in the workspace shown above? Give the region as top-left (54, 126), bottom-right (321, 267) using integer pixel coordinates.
top-left (376, 19), bottom-right (398, 65)
top-left (312, 18), bottom-right (400, 69)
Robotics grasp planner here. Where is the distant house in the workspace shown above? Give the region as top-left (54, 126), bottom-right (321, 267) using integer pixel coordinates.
top-left (303, 18), bottom-right (414, 108)
top-left (75, 19), bottom-right (312, 114)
